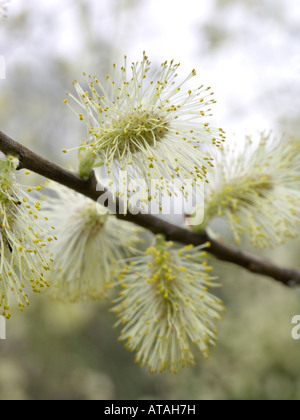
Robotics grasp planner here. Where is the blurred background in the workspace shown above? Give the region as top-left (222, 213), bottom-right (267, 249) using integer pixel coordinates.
top-left (1, 0), bottom-right (300, 400)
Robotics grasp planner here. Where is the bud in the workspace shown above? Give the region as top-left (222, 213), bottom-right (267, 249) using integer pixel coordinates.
top-left (111, 236), bottom-right (224, 373)
top-left (66, 53), bottom-right (226, 212)
top-left (0, 155), bottom-right (53, 318)
top-left (195, 133), bottom-right (300, 248)
top-left (41, 181), bottom-right (142, 302)
top-left (78, 139), bottom-right (97, 179)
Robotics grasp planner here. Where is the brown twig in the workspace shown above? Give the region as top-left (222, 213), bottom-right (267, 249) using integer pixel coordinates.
top-left (1, 130), bottom-right (299, 287)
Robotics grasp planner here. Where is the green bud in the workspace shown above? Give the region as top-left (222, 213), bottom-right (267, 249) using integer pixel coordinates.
top-left (78, 140), bottom-right (97, 180)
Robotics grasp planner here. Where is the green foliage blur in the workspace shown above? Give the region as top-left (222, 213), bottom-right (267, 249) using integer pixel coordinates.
top-left (0, 0), bottom-right (300, 400)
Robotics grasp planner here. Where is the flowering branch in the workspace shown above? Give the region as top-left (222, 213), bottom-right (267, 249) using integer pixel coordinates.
top-left (0, 130), bottom-right (299, 288)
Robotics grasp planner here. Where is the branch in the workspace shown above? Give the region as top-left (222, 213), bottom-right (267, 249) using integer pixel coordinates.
top-left (1, 130), bottom-right (299, 287)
